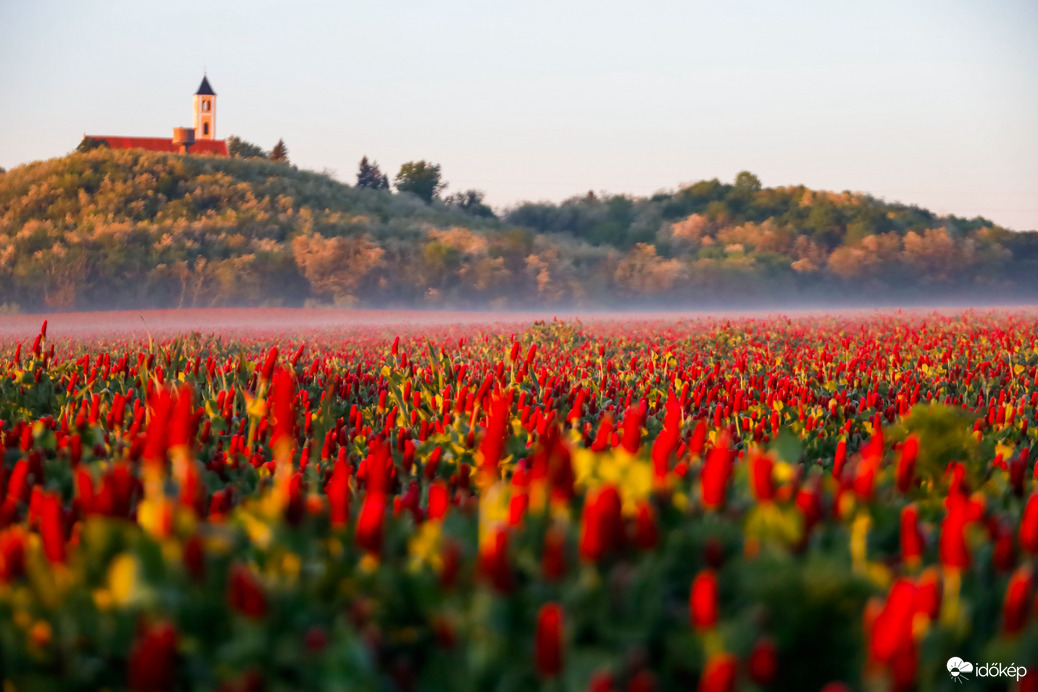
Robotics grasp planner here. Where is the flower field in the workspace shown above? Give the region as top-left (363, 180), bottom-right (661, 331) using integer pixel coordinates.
top-left (2, 310), bottom-right (1038, 691)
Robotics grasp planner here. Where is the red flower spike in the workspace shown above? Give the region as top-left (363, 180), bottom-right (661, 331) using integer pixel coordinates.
top-left (587, 671), bottom-right (615, 692)
top-left (260, 347), bottom-right (278, 382)
top-left (427, 482), bottom-right (450, 521)
top-left (168, 385), bottom-right (196, 449)
top-left (896, 435), bottom-right (918, 493)
top-left (542, 525), bottom-right (566, 581)
top-left (291, 343), bottom-right (306, 367)
top-left (535, 603), bottom-right (563, 678)
top-left (478, 525), bottom-right (513, 593)
top-left (700, 432), bottom-right (732, 510)
top-left (832, 440), bottom-right (847, 478)
top-left (579, 485), bottom-right (624, 562)
top-left (143, 388), bottom-right (173, 466)
top-left (627, 671), bottom-right (657, 692)
top-left (690, 569), bottom-right (719, 631)
top-left (356, 494), bottom-right (387, 556)
top-left (651, 394), bottom-right (682, 483)
top-left (620, 400), bottom-right (647, 454)
top-left (748, 638), bottom-right (779, 685)
top-left (869, 579), bottom-right (917, 664)
top-left (853, 434), bottom-right (884, 502)
top-left (939, 496), bottom-right (973, 570)
top-left (1002, 567), bottom-right (1032, 635)
top-left (508, 493), bottom-right (528, 526)
top-left (183, 534), bottom-right (206, 582)
top-left (269, 369), bottom-right (296, 451)
top-left (913, 569), bottom-right (942, 621)
top-left (991, 520), bottom-right (1016, 572)
top-left (590, 415), bottom-right (614, 452)
top-left (69, 433), bottom-right (83, 467)
top-left (634, 501), bottom-right (659, 550)
top-left (688, 419), bottom-right (707, 457)
top-left (366, 439), bottom-right (396, 497)
top-left (0, 528), bottom-right (27, 582)
top-left (227, 564), bottom-right (267, 619)
top-left (889, 644), bottom-right (919, 692)
top-left (479, 394), bottom-right (511, 486)
top-left (325, 456), bottom-right (351, 528)
top-left (38, 491), bottom-right (65, 564)
top-left (698, 653), bottom-right (738, 692)
top-left (749, 447), bottom-right (775, 502)
top-left (305, 626), bottom-right (327, 653)
top-left (900, 504), bottom-right (924, 568)
top-left (127, 621), bottom-right (178, 692)
top-left (440, 539), bottom-right (461, 590)
top-left (1021, 493), bottom-right (1038, 555)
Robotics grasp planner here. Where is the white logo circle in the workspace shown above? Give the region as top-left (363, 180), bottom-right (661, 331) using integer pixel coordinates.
top-left (947, 657), bottom-right (974, 683)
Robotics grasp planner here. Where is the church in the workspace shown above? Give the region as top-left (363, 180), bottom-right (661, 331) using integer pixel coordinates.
top-left (81, 76), bottom-right (229, 156)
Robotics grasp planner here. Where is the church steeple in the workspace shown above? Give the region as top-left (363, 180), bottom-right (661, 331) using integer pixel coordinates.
top-left (193, 75), bottom-right (216, 140)
top-left (196, 75), bottom-right (216, 96)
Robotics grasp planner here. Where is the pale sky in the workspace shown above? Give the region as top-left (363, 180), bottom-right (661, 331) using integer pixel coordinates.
top-left (1, 0), bottom-right (1036, 230)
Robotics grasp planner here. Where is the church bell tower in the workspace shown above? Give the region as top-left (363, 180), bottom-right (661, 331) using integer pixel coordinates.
top-left (193, 75), bottom-right (216, 140)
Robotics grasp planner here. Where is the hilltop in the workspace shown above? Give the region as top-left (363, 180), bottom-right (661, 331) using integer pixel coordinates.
top-left (0, 148), bottom-right (1034, 312)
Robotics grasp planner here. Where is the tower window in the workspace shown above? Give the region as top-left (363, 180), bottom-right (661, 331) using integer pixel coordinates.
top-left (203, 123), bottom-right (210, 135)
top-left (202, 101), bottom-right (211, 112)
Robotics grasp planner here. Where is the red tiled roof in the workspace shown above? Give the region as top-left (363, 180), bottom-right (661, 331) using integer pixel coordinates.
top-left (84, 136), bottom-right (229, 156)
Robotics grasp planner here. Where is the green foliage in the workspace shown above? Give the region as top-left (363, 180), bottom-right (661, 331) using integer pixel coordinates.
top-left (75, 137), bottom-right (109, 153)
top-left (734, 170), bottom-right (762, 193)
top-left (227, 135), bottom-right (267, 159)
top-left (737, 554), bottom-right (873, 689)
top-left (355, 156), bottom-right (389, 190)
top-left (0, 151), bottom-right (1034, 311)
top-left (890, 404), bottom-right (980, 486)
top-left (395, 160), bottom-right (444, 203)
top-left (444, 189), bottom-right (496, 219)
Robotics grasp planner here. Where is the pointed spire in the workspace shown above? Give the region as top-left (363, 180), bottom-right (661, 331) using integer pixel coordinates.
top-left (195, 75), bottom-right (216, 96)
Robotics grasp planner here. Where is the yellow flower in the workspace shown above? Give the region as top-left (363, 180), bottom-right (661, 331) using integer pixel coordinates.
top-left (573, 448), bottom-right (653, 514)
top-left (850, 512), bottom-right (871, 574)
top-left (280, 552), bottom-right (301, 580)
top-left (107, 553), bottom-right (141, 607)
top-left (479, 481), bottom-right (511, 545)
top-left (995, 442), bottom-right (1015, 461)
top-left (673, 491), bottom-right (689, 512)
top-left (745, 503), bottom-right (803, 550)
top-left (359, 553), bottom-right (380, 574)
top-left (244, 391), bottom-right (267, 419)
top-left (408, 521), bottom-right (443, 573)
top-left (240, 511), bottom-right (273, 549)
top-left (773, 461), bottom-right (796, 484)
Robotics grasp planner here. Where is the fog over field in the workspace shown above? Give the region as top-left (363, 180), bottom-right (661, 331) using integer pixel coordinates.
top-left (2, 305), bottom-right (1037, 340)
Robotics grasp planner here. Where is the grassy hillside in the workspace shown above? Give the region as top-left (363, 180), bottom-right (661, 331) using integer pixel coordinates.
top-left (0, 149), bottom-right (1034, 311)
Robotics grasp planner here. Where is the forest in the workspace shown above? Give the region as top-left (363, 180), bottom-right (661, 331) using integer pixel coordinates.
top-left (0, 147), bottom-right (1034, 312)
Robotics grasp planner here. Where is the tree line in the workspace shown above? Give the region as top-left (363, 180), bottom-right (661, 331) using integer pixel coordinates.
top-left (230, 136), bottom-right (495, 218)
top-left (0, 146), bottom-right (1035, 312)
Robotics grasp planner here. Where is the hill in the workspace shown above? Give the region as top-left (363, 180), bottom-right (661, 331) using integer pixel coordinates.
top-left (0, 149), bottom-right (1034, 312)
